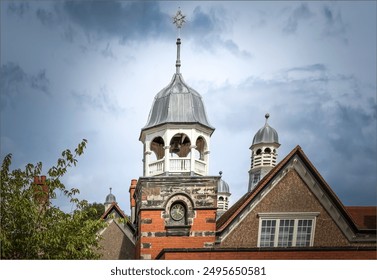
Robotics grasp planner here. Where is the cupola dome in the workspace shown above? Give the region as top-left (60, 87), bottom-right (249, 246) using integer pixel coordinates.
top-left (142, 73), bottom-right (213, 131)
top-left (218, 177), bottom-right (230, 194)
top-left (252, 113), bottom-right (279, 146)
top-left (105, 188), bottom-right (116, 204)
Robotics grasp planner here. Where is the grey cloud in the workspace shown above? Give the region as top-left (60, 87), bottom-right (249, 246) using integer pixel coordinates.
top-left (0, 62), bottom-right (50, 110)
top-left (62, 1), bottom-right (172, 43)
top-left (322, 5), bottom-right (348, 43)
top-left (287, 64), bottom-right (327, 72)
top-left (190, 6), bottom-right (218, 35)
top-left (283, 3), bottom-right (314, 34)
top-left (36, 8), bottom-right (56, 26)
top-left (71, 86), bottom-right (125, 115)
top-left (207, 66), bottom-right (376, 204)
top-left (7, 2), bottom-right (30, 17)
top-left (30, 69), bottom-right (50, 94)
top-left (101, 42), bottom-right (116, 59)
top-left (188, 6), bottom-right (251, 58)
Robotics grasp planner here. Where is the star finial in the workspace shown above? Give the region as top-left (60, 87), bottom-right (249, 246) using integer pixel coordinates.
top-left (173, 8), bottom-right (186, 30)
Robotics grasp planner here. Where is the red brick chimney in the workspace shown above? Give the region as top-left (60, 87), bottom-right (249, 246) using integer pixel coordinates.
top-left (33, 175), bottom-right (49, 207)
top-left (129, 179), bottom-right (137, 224)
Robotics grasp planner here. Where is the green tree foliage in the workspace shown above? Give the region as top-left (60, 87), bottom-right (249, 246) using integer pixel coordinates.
top-left (0, 139), bottom-right (106, 259)
top-left (81, 202), bottom-right (105, 221)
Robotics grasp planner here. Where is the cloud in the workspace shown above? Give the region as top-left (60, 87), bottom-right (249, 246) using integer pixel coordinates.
top-left (282, 3), bottom-right (314, 34)
top-left (61, 1), bottom-right (172, 43)
top-left (0, 62), bottom-right (50, 110)
top-left (71, 86), bottom-right (125, 115)
top-left (7, 2), bottom-right (30, 17)
top-left (188, 6), bottom-right (251, 58)
top-left (206, 64), bottom-right (376, 204)
top-left (36, 7), bottom-right (57, 26)
top-left (321, 5), bottom-right (348, 43)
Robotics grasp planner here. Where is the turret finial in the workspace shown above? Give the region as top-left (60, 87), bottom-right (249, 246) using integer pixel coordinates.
top-left (265, 113), bottom-right (270, 124)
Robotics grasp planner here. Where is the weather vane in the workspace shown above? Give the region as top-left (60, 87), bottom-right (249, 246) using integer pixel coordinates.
top-left (173, 8), bottom-right (186, 37)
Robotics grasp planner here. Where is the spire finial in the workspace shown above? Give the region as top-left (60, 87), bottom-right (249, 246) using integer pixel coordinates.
top-left (173, 8), bottom-right (185, 74)
top-left (173, 8), bottom-right (186, 37)
top-left (109, 187), bottom-right (112, 194)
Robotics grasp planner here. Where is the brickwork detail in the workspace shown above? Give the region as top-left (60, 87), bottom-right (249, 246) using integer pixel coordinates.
top-left (135, 176), bottom-right (219, 259)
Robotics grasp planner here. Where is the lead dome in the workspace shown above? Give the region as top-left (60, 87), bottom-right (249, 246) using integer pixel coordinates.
top-left (105, 188), bottom-right (116, 204)
top-left (218, 177), bottom-right (230, 193)
top-left (142, 73), bottom-right (213, 131)
top-left (252, 113), bottom-right (279, 146)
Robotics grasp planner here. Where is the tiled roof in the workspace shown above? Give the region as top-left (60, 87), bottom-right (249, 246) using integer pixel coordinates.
top-left (346, 206), bottom-right (377, 230)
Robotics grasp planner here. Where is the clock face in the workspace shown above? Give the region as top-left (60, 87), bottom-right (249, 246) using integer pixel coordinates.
top-left (170, 203), bottom-right (185, 221)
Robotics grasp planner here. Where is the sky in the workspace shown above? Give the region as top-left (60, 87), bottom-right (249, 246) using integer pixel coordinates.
top-left (1, 1), bottom-right (376, 214)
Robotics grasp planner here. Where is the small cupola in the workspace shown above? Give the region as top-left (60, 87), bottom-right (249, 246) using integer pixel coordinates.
top-left (104, 187), bottom-right (116, 211)
top-left (217, 171), bottom-right (231, 219)
top-left (248, 114), bottom-right (280, 191)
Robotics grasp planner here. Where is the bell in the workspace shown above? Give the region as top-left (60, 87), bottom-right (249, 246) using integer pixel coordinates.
top-left (171, 141), bottom-right (181, 153)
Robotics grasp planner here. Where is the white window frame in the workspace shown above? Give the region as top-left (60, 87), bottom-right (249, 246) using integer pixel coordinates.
top-left (257, 212), bottom-right (319, 248)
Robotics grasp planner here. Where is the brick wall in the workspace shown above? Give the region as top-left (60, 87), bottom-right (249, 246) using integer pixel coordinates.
top-left (159, 248), bottom-right (377, 260)
top-left (138, 209), bottom-right (217, 259)
top-left (135, 176), bottom-right (220, 259)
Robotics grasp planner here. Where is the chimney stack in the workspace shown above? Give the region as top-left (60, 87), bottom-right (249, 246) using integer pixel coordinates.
top-left (33, 175), bottom-right (49, 207)
top-left (129, 179), bottom-right (137, 224)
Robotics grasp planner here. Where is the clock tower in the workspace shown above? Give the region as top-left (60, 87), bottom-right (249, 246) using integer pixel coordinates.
top-left (133, 9), bottom-right (221, 259)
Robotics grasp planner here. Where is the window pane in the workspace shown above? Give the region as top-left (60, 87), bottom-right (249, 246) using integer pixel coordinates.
top-left (260, 220), bottom-right (276, 247)
top-left (277, 219), bottom-right (294, 247)
top-left (296, 219), bottom-right (313, 247)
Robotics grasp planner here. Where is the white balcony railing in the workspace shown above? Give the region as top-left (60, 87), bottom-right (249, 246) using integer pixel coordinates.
top-left (170, 158), bottom-right (191, 172)
top-left (148, 158), bottom-right (206, 176)
top-left (148, 158), bottom-right (164, 176)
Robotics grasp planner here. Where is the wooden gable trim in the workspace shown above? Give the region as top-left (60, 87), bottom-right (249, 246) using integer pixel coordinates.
top-left (101, 202), bottom-right (127, 220)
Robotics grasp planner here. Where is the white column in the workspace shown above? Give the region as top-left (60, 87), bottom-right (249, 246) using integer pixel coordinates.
top-left (190, 145), bottom-right (196, 175)
top-left (144, 151), bottom-right (151, 176)
top-left (164, 145), bottom-right (170, 174)
top-left (204, 151), bottom-right (210, 175)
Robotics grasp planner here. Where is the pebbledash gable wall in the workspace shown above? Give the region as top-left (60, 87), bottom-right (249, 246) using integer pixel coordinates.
top-left (98, 221), bottom-right (135, 260)
top-left (135, 176), bottom-right (219, 259)
top-left (219, 169), bottom-right (352, 248)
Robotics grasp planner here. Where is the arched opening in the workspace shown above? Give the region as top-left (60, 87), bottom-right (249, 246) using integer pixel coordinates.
top-left (264, 147), bottom-right (271, 154)
top-left (256, 149), bottom-right (262, 155)
top-left (169, 133), bottom-right (191, 157)
top-left (195, 136), bottom-right (207, 160)
top-left (150, 136), bottom-right (165, 160)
